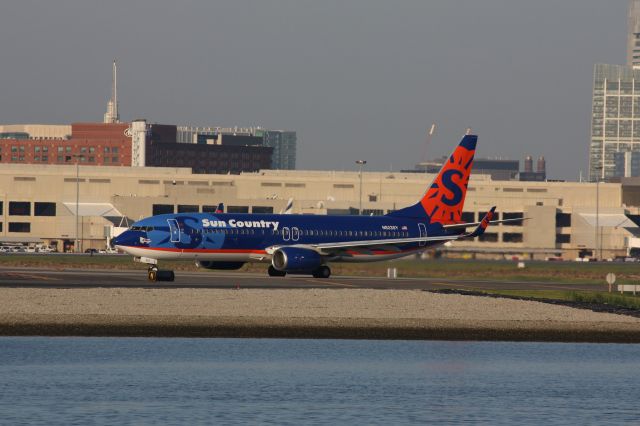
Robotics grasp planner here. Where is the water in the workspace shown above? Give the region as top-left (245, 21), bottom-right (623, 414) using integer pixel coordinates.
top-left (0, 338), bottom-right (639, 425)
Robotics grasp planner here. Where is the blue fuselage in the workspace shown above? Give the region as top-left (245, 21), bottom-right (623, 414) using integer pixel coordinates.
top-left (114, 213), bottom-right (458, 263)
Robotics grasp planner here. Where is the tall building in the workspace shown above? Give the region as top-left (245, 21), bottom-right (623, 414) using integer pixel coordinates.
top-left (589, 64), bottom-right (640, 181)
top-left (261, 130), bottom-right (296, 170)
top-left (629, 0), bottom-right (640, 68)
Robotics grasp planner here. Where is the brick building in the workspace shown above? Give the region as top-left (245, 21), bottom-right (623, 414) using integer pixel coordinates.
top-left (0, 123), bottom-right (130, 167)
top-left (0, 121), bottom-right (273, 173)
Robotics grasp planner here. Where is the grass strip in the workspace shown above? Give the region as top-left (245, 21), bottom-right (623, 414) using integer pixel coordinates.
top-left (0, 254), bottom-right (639, 285)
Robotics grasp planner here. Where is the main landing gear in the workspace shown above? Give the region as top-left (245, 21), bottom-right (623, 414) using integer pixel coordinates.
top-left (147, 265), bottom-right (175, 282)
top-left (268, 265), bottom-right (287, 277)
top-left (312, 265), bottom-right (331, 279)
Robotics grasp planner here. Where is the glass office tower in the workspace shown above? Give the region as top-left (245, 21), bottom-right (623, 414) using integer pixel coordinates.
top-left (589, 64), bottom-right (640, 181)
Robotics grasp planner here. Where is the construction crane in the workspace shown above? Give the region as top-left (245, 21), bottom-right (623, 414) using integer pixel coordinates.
top-left (420, 123), bottom-right (436, 164)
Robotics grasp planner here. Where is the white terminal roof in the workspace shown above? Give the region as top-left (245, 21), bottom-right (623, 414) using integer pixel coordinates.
top-left (63, 203), bottom-right (123, 217)
top-left (579, 214), bottom-right (638, 228)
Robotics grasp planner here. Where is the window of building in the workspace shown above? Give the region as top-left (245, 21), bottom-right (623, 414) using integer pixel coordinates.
top-left (228, 206), bottom-right (249, 213)
top-left (89, 147), bottom-right (95, 153)
top-left (502, 212), bottom-right (523, 226)
top-left (42, 147), bottom-right (48, 152)
top-left (362, 209), bottom-right (384, 216)
top-left (556, 234), bottom-right (571, 244)
top-left (112, 156), bottom-right (118, 162)
top-left (104, 157), bottom-right (110, 163)
top-left (177, 205), bottom-right (199, 213)
top-left (11, 146), bottom-right (17, 152)
top-left (202, 205), bottom-right (222, 213)
top-left (34, 202), bottom-right (56, 216)
top-left (252, 206), bottom-right (274, 214)
top-left (9, 202), bottom-right (30, 216)
top-left (88, 156), bottom-right (94, 162)
top-left (478, 232), bottom-right (498, 242)
top-left (104, 147), bottom-right (110, 153)
top-left (0, 202), bottom-right (3, 215)
top-left (152, 204), bottom-right (174, 215)
top-left (34, 146), bottom-right (40, 152)
top-left (65, 146), bottom-right (71, 152)
top-left (8, 222), bottom-right (30, 233)
top-left (57, 155), bottom-right (63, 162)
top-left (42, 155), bottom-right (48, 161)
top-left (503, 233), bottom-right (523, 243)
top-left (58, 147), bottom-right (63, 153)
top-left (461, 212), bottom-right (475, 222)
top-left (112, 147), bottom-right (119, 154)
top-left (555, 212), bottom-right (571, 228)
top-left (368, 194), bottom-right (377, 202)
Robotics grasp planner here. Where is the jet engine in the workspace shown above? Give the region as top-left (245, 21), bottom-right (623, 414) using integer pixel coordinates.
top-left (196, 261), bottom-right (245, 270)
top-left (272, 247), bottom-right (322, 272)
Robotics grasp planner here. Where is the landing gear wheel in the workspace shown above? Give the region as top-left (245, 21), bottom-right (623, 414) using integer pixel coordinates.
top-left (312, 265), bottom-right (331, 278)
top-left (268, 265), bottom-right (287, 277)
top-left (147, 266), bottom-right (174, 282)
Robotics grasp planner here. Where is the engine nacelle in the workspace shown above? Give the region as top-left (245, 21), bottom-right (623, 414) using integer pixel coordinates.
top-left (197, 261), bottom-right (245, 270)
top-left (272, 247), bottom-right (322, 272)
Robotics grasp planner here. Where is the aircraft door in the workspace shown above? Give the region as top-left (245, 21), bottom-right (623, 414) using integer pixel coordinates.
top-left (291, 227), bottom-right (300, 241)
top-left (282, 227), bottom-right (290, 241)
top-left (418, 223), bottom-right (427, 247)
top-left (168, 219), bottom-right (180, 243)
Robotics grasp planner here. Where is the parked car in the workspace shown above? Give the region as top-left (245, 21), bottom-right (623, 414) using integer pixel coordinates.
top-left (84, 248), bottom-right (98, 254)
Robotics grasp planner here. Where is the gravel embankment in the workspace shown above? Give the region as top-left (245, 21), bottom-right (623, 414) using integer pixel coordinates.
top-left (1, 288), bottom-right (640, 342)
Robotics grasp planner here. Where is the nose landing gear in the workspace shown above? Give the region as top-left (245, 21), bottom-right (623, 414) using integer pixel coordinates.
top-left (147, 265), bottom-right (175, 282)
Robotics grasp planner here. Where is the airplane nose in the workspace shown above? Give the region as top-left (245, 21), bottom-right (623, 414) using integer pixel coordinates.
top-left (113, 230), bottom-right (136, 247)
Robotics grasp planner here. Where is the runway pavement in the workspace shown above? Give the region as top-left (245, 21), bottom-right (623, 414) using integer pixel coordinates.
top-left (0, 266), bottom-right (605, 291)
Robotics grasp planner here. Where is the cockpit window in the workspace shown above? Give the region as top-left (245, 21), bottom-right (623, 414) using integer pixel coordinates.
top-left (130, 226), bottom-right (154, 232)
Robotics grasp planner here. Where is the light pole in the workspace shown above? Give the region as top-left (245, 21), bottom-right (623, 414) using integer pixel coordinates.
top-left (355, 160), bottom-right (367, 215)
top-left (71, 154), bottom-right (81, 253)
top-left (595, 166), bottom-right (601, 260)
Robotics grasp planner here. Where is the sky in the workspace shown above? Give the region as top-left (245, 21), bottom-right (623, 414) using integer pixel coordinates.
top-left (0, 0), bottom-right (628, 180)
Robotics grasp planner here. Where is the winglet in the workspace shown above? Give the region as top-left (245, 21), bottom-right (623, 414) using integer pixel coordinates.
top-left (464, 206), bottom-right (496, 238)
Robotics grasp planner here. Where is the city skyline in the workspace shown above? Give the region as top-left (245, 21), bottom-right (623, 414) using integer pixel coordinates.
top-left (0, 1), bottom-right (629, 180)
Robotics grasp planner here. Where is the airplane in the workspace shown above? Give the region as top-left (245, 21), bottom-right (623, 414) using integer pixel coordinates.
top-left (114, 134), bottom-right (506, 282)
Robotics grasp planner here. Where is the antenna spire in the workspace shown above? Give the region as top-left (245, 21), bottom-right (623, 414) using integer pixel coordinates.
top-left (103, 59), bottom-right (120, 123)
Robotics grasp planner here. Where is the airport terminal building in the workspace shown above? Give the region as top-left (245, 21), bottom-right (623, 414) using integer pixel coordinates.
top-left (0, 162), bottom-right (636, 260)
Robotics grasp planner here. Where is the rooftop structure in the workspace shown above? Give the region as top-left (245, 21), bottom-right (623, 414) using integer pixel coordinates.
top-left (629, 0), bottom-right (640, 68)
top-left (103, 60), bottom-right (120, 124)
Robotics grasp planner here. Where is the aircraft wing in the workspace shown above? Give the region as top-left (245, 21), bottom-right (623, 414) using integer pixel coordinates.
top-left (442, 216), bottom-right (524, 231)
